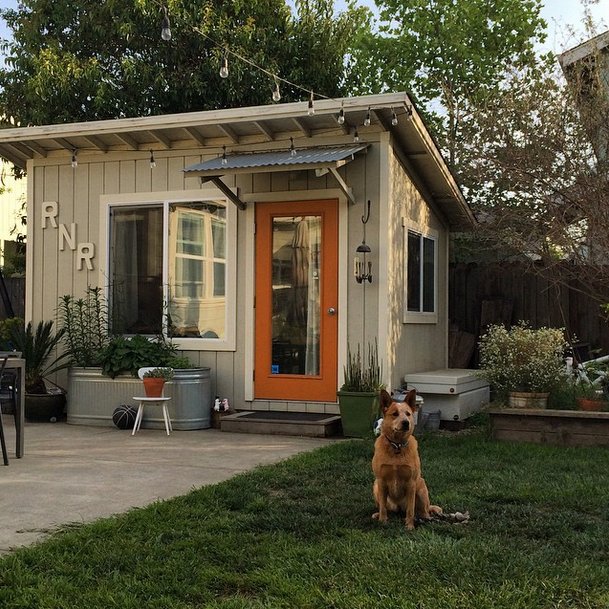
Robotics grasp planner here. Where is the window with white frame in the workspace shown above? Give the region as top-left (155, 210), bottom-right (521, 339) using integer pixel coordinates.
top-left (108, 198), bottom-right (234, 348)
top-left (404, 227), bottom-right (437, 322)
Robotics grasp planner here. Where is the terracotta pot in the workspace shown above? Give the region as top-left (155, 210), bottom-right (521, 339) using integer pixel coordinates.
top-left (576, 397), bottom-right (606, 412)
top-left (508, 391), bottom-right (549, 409)
top-left (143, 377), bottom-right (165, 398)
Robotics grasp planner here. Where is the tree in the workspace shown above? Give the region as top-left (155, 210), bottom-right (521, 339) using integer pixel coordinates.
top-left (455, 47), bottom-right (609, 308)
top-left (351, 0), bottom-right (547, 166)
top-left (0, 0), bottom-right (369, 125)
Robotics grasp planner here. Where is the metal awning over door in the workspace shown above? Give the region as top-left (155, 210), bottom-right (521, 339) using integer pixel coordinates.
top-left (183, 144), bottom-right (367, 209)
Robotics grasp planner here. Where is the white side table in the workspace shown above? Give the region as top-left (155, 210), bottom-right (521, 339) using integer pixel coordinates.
top-left (132, 396), bottom-right (173, 436)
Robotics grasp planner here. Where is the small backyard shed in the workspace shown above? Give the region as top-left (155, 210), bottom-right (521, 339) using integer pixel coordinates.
top-left (0, 92), bottom-right (476, 419)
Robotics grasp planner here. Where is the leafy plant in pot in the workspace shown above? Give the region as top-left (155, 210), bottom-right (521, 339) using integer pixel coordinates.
top-left (573, 380), bottom-right (608, 411)
top-left (478, 322), bottom-right (568, 408)
top-left (337, 341), bottom-right (383, 438)
top-left (9, 320), bottom-right (71, 421)
top-left (142, 367), bottom-right (174, 397)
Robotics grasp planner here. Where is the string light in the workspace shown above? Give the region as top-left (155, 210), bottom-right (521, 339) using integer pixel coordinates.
top-left (307, 91), bottom-right (315, 116)
top-left (220, 52), bottom-right (229, 79)
top-left (272, 77), bottom-right (281, 103)
top-left (149, 150), bottom-right (156, 168)
top-left (71, 149), bottom-right (78, 168)
top-left (290, 137), bottom-right (296, 156)
top-left (221, 145), bottom-right (228, 165)
top-left (155, 2), bottom-right (413, 120)
top-left (353, 128), bottom-right (359, 143)
top-left (161, 6), bottom-right (171, 41)
top-left (363, 107), bottom-right (371, 127)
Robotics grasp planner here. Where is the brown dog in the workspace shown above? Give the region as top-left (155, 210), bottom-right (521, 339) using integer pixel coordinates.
top-left (372, 389), bottom-right (441, 529)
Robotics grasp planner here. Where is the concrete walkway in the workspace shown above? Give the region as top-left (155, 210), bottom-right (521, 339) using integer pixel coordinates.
top-left (0, 419), bottom-right (335, 555)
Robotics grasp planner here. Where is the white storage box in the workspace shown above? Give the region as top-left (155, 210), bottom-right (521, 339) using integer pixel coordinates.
top-left (403, 368), bottom-right (490, 423)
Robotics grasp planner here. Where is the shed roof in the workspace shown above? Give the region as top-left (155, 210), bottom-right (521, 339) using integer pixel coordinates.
top-left (0, 92), bottom-right (475, 229)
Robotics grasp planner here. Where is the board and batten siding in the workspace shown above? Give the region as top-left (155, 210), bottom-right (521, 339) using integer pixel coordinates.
top-left (27, 137), bottom-right (382, 410)
top-left (384, 146), bottom-right (449, 390)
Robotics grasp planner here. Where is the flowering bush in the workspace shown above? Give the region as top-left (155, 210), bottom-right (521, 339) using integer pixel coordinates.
top-left (478, 322), bottom-right (568, 399)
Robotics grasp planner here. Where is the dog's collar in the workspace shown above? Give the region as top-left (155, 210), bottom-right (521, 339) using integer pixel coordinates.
top-left (384, 434), bottom-right (408, 454)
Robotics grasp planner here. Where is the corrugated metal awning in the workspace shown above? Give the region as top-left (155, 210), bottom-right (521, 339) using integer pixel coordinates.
top-left (184, 144), bottom-right (368, 209)
top-left (183, 144), bottom-right (367, 176)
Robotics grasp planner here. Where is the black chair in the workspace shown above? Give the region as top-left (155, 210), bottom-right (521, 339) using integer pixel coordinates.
top-left (0, 356), bottom-right (10, 465)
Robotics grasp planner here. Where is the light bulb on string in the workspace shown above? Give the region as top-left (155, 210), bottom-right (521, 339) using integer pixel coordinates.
top-left (71, 149), bottom-right (78, 169)
top-left (363, 107), bottom-right (371, 127)
top-left (221, 145), bottom-right (228, 165)
top-left (149, 150), bottom-right (156, 168)
top-left (161, 6), bottom-right (171, 41)
top-left (391, 108), bottom-right (398, 126)
top-left (220, 52), bottom-right (229, 79)
top-left (307, 91), bottom-right (315, 116)
top-left (272, 78), bottom-right (281, 103)
top-left (353, 128), bottom-right (359, 143)
top-left (337, 105), bottom-right (345, 125)
top-left (290, 137), bottom-right (296, 157)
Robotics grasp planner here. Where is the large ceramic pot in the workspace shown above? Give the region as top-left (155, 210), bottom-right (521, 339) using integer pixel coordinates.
top-left (25, 392), bottom-right (67, 422)
top-left (508, 391), bottom-right (549, 409)
top-left (576, 397), bottom-right (606, 412)
top-left (337, 390), bottom-right (380, 438)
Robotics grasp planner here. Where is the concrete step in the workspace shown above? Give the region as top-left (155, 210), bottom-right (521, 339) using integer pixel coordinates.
top-left (220, 410), bottom-right (342, 437)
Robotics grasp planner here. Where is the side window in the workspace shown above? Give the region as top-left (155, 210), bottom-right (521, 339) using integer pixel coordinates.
top-left (404, 228), bottom-right (437, 322)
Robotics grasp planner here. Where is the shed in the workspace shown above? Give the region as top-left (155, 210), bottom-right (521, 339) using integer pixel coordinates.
top-left (0, 92), bottom-right (475, 418)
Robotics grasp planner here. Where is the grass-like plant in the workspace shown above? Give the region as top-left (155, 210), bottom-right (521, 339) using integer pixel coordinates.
top-left (341, 340), bottom-right (383, 392)
top-left (2, 430), bottom-right (609, 607)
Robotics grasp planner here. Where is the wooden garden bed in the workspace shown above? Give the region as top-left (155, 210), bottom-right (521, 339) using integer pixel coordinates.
top-left (488, 408), bottom-right (609, 447)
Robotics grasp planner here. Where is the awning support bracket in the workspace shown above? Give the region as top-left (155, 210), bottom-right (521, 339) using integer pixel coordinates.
top-left (329, 167), bottom-right (356, 205)
top-left (201, 176), bottom-right (247, 210)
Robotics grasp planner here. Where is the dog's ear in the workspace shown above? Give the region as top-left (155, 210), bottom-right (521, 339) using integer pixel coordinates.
top-left (406, 389), bottom-right (418, 411)
top-left (379, 389), bottom-right (393, 412)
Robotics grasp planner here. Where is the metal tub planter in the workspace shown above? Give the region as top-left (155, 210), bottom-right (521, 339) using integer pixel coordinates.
top-left (67, 367), bottom-right (212, 430)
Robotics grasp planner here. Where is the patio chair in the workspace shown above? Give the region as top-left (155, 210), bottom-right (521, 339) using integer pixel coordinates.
top-left (131, 367), bottom-right (173, 436)
top-left (0, 356), bottom-right (11, 465)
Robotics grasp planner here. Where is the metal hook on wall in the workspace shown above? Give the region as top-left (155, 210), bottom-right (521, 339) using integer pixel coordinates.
top-left (361, 199), bottom-right (371, 225)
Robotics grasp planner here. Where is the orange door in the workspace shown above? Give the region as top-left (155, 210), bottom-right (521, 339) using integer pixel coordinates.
top-left (255, 199), bottom-right (338, 401)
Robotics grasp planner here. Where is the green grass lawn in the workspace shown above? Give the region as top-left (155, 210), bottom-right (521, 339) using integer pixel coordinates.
top-left (2, 425), bottom-right (609, 608)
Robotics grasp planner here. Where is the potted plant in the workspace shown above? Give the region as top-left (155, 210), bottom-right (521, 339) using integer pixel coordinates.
top-left (8, 319), bottom-right (71, 421)
top-left (478, 322), bottom-right (568, 408)
top-left (142, 367), bottom-right (174, 397)
top-left (59, 287), bottom-right (212, 429)
top-left (573, 380), bottom-right (608, 411)
top-left (337, 341), bottom-right (384, 438)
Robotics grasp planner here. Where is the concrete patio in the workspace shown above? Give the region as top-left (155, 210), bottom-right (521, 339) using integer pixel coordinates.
top-left (0, 418), bottom-right (336, 555)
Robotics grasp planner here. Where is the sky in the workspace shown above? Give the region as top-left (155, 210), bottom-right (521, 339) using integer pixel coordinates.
top-left (0, 0), bottom-right (607, 54)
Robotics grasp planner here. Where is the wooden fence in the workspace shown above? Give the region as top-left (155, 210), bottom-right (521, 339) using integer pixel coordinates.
top-left (449, 262), bottom-right (609, 366)
top-left (0, 276), bottom-right (25, 320)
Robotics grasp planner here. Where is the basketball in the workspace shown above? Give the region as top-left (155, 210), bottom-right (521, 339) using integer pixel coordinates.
top-left (112, 404), bottom-right (137, 430)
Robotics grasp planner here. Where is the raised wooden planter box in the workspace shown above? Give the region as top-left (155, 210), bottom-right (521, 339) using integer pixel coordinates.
top-left (489, 408), bottom-right (609, 447)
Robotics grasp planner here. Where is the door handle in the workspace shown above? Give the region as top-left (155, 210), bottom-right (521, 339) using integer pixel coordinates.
top-left (327, 307), bottom-right (336, 316)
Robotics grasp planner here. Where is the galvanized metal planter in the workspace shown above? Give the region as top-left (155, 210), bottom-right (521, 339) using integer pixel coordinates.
top-left (67, 367), bottom-right (212, 430)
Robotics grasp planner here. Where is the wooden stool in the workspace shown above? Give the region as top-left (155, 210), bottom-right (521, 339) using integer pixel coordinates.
top-left (131, 396), bottom-right (173, 436)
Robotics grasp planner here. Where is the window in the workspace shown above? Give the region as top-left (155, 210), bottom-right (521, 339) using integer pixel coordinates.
top-left (108, 198), bottom-right (234, 349)
top-left (404, 228), bottom-right (437, 322)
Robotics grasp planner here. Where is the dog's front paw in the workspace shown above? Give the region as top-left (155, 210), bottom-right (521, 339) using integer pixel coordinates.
top-left (405, 519), bottom-right (415, 530)
top-left (372, 512), bottom-right (388, 523)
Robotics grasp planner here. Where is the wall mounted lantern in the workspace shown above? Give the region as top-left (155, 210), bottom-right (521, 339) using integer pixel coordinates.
top-left (354, 199), bottom-right (373, 284)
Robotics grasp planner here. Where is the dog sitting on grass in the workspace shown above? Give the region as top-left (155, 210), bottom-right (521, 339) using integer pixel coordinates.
top-left (372, 389), bottom-right (442, 529)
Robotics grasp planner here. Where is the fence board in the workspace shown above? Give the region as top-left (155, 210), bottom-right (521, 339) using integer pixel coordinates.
top-left (449, 262), bottom-right (609, 360)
